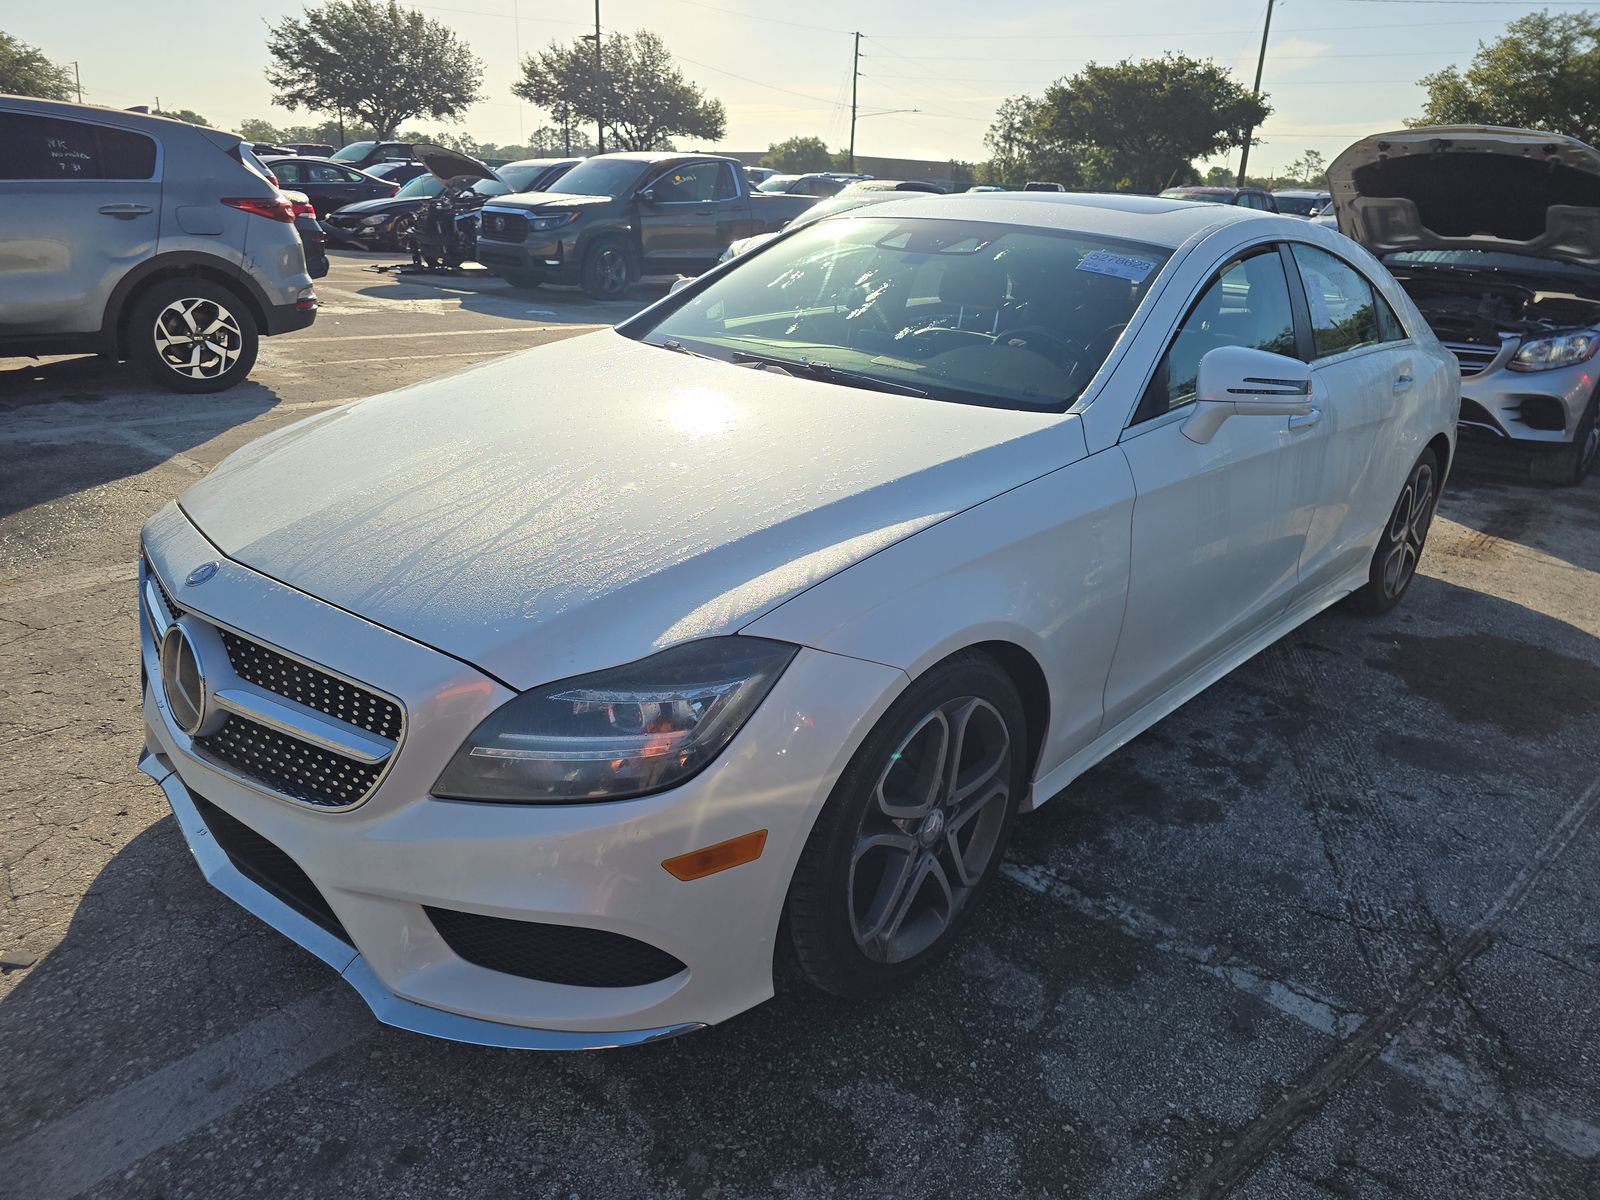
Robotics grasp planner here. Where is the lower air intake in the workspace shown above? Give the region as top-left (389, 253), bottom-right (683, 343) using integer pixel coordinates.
top-left (424, 906), bottom-right (686, 988)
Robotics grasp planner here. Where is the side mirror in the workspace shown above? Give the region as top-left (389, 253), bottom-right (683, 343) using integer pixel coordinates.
top-left (1183, 345), bottom-right (1314, 444)
top-left (638, 187), bottom-right (657, 204)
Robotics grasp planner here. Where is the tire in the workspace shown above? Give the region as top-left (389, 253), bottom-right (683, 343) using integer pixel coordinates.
top-left (580, 238), bottom-right (634, 300)
top-left (498, 270), bottom-right (544, 290)
top-left (127, 278), bottom-right (259, 394)
top-left (1349, 447), bottom-right (1440, 616)
top-left (1528, 393), bottom-right (1598, 487)
top-left (786, 651), bottom-right (1027, 998)
top-left (387, 212), bottom-right (416, 251)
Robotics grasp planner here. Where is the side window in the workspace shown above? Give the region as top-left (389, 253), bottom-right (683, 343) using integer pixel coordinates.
top-left (383, 146), bottom-right (412, 161)
top-left (712, 162), bottom-right (738, 201)
top-left (272, 160), bottom-right (303, 184)
top-left (1134, 249), bottom-right (1298, 424)
top-left (1290, 243), bottom-right (1386, 357)
top-left (649, 162), bottom-right (724, 203)
top-left (1376, 292), bottom-right (1408, 342)
top-left (0, 112), bottom-right (155, 180)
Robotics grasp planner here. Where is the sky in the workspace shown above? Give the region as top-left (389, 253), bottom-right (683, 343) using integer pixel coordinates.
top-left (8, 0), bottom-right (1568, 177)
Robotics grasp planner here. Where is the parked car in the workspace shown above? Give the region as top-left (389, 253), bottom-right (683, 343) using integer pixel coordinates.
top-left (246, 140), bottom-right (295, 158)
top-left (719, 181), bottom-right (948, 261)
top-left (967, 184), bottom-right (1007, 193)
top-left (757, 172), bottom-right (848, 197)
top-left (259, 156), bottom-right (399, 218)
top-left (138, 192), bottom-right (1455, 1047)
top-left (1159, 185), bottom-right (1279, 212)
top-left (364, 160), bottom-right (430, 187)
top-left (1273, 189), bottom-right (1332, 218)
top-left (408, 148), bottom-right (584, 270)
top-left (745, 165), bottom-right (778, 186)
top-left (1328, 125), bottom-right (1600, 485)
top-left (475, 152), bottom-right (817, 297)
top-left (0, 97), bottom-right (316, 392)
top-left (1023, 180), bottom-right (1066, 192)
top-left (284, 142), bottom-right (335, 157)
top-left (284, 190), bottom-right (329, 279)
top-left (329, 140), bottom-right (419, 170)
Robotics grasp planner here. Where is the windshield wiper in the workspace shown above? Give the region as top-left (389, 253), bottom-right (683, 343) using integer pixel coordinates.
top-left (729, 350), bottom-right (928, 398)
top-left (652, 339), bottom-right (714, 359)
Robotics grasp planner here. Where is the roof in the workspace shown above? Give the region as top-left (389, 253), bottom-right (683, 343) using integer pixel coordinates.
top-left (832, 191), bottom-right (1281, 249)
top-left (0, 93), bottom-right (238, 141)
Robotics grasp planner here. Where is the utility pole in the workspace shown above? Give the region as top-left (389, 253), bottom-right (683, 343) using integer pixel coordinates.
top-left (593, 0), bottom-right (605, 155)
top-left (848, 31), bottom-right (861, 172)
top-left (1236, 0), bottom-right (1273, 186)
top-left (71, 62), bottom-right (82, 104)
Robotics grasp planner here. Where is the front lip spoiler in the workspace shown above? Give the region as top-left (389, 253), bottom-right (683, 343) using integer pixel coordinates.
top-left (138, 751), bottom-right (707, 1051)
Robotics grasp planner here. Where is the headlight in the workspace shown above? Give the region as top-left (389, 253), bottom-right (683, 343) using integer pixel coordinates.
top-left (432, 637), bottom-right (798, 803)
top-left (1509, 331), bottom-right (1600, 372)
top-left (360, 214), bottom-right (389, 225)
top-left (529, 211), bottom-right (581, 232)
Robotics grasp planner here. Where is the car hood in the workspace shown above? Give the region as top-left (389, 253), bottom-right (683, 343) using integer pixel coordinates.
top-left (328, 196), bottom-right (423, 217)
top-left (179, 332), bottom-right (1080, 689)
top-left (417, 144), bottom-right (496, 185)
top-left (1328, 126), bottom-right (1600, 268)
top-left (481, 192), bottom-right (614, 213)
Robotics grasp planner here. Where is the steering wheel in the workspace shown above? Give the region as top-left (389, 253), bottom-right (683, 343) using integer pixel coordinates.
top-left (901, 325), bottom-right (995, 358)
top-left (996, 325), bottom-right (1091, 373)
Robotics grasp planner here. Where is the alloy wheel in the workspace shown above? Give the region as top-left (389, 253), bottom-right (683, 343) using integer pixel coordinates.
top-left (594, 247), bottom-right (628, 295)
top-left (1582, 420), bottom-right (1599, 473)
top-left (848, 696), bottom-right (1012, 964)
top-left (152, 298), bottom-right (243, 381)
top-left (1381, 460), bottom-right (1436, 598)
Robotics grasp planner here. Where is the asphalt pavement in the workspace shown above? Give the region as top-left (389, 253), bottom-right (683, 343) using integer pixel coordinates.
top-left (2, 251), bottom-right (1598, 1199)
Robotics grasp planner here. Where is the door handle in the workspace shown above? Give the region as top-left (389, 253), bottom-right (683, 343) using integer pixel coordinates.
top-left (1288, 407), bottom-right (1322, 431)
top-left (1393, 373), bottom-right (1414, 393)
top-left (99, 203), bottom-right (153, 218)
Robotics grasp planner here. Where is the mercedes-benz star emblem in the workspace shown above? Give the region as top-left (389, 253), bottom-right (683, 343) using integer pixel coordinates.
top-left (185, 561), bottom-right (219, 587)
top-left (159, 624), bottom-right (209, 736)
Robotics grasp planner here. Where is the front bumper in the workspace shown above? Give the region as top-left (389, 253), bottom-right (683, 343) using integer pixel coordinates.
top-left (138, 504), bottom-right (902, 1048)
top-left (475, 235), bottom-right (578, 283)
top-left (1448, 340), bottom-right (1596, 445)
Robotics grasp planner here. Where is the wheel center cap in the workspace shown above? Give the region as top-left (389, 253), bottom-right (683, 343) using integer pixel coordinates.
top-left (918, 809), bottom-right (946, 847)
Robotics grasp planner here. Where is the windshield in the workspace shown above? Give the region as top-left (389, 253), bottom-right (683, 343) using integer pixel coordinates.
top-left (497, 162), bottom-right (551, 192)
top-left (1273, 194), bottom-right (1326, 216)
top-left (629, 216), bottom-right (1171, 412)
top-left (1385, 249), bottom-right (1600, 277)
top-left (545, 157), bottom-right (649, 197)
top-left (396, 175), bottom-right (445, 199)
top-left (330, 141), bottom-right (375, 163)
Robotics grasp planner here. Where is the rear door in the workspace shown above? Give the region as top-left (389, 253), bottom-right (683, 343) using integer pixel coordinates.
top-left (1104, 245), bottom-right (1322, 724)
top-left (0, 108), bottom-right (160, 337)
top-left (1284, 241), bottom-right (1417, 598)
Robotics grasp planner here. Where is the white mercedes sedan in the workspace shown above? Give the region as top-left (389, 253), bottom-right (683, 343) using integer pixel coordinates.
top-left (138, 194), bottom-right (1458, 1048)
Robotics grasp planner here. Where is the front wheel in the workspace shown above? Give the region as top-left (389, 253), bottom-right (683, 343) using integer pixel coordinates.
top-left (127, 279), bottom-right (259, 394)
top-left (1349, 448), bottom-right (1439, 615)
top-left (1529, 393), bottom-right (1598, 487)
top-left (580, 239), bottom-right (633, 300)
top-left (786, 652), bottom-right (1027, 998)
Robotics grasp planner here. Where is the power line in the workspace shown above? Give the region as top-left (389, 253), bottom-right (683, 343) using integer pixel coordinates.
top-left (861, 48), bottom-right (1477, 61)
top-left (662, 0), bottom-right (850, 34)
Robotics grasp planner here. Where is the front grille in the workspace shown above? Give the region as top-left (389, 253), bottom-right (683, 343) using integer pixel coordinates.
top-left (193, 792), bottom-right (350, 943)
top-left (220, 631), bottom-right (402, 739)
top-left (1444, 341), bottom-right (1500, 377)
top-left (479, 210), bottom-right (528, 242)
top-left (145, 557), bottom-right (181, 623)
top-left (425, 907), bottom-right (687, 988)
top-left (195, 714), bottom-right (385, 808)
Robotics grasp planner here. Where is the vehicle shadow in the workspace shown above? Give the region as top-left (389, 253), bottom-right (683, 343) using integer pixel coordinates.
top-left (0, 355), bottom-right (279, 520)
top-left (1436, 449), bottom-right (1600, 574)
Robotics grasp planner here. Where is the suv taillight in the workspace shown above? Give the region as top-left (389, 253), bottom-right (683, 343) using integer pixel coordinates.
top-left (223, 196), bottom-right (295, 223)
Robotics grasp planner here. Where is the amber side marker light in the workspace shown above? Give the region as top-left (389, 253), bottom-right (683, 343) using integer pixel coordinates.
top-left (662, 830), bottom-right (769, 881)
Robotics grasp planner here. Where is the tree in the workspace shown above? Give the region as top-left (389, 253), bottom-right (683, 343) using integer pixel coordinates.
top-left (1279, 149), bottom-right (1327, 188)
top-left (514, 30), bottom-right (724, 152)
top-left (154, 108), bottom-right (210, 127)
top-left (1020, 55), bottom-right (1269, 193)
top-left (1412, 11), bottom-right (1600, 146)
top-left (760, 135), bottom-right (836, 173)
top-left (0, 32), bottom-right (74, 100)
top-left (978, 95), bottom-right (1081, 187)
top-left (264, 0), bottom-right (483, 139)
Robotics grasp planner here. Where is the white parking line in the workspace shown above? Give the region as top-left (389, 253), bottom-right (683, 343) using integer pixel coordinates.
top-left (299, 323), bottom-right (605, 344)
top-left (2, 987), bottom-right (373, 1200)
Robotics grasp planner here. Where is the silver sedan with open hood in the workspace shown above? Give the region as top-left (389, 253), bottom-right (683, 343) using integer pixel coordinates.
top-left (1328, 125), bottom-right (1600, 484)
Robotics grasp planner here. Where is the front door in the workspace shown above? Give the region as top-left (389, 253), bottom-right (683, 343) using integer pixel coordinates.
top-left (0, 108), bottom-right (160, 336)
top-left (638, 160), bottom-right (740, 269)
top-left (1103, 245), bottom-right (1322, 726)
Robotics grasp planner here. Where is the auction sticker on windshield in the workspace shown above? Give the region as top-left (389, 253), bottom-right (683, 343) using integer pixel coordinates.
top-left (1076, 250), bottom-right (1158, 283)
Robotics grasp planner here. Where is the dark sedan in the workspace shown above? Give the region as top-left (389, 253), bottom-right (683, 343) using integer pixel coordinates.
top-left (323, 157), bottom-right (582, 251)
top-left (260, 156), bottom-right (398, 218)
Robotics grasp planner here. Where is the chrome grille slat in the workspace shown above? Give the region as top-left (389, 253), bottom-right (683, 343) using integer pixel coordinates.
top-left (1442, 341), bottom-right (1500, 378)
top-left (219, 629), bottom-right (402, 739)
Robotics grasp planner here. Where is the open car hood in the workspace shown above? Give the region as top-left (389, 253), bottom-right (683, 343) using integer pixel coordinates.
top-left (1327, 127), bottom-right (1600, 269)
top-left (417, 144), bottom-right (497, 185)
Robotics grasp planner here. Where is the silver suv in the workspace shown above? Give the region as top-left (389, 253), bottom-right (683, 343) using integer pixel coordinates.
top-left (0, 97), bottom-right (317, 393)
